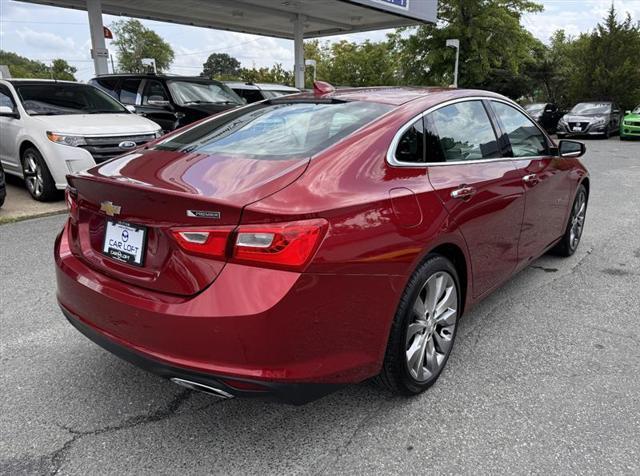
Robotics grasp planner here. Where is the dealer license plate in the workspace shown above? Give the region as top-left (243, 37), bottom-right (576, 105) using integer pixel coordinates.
top-left (102, 220), bottom-right (147, 266)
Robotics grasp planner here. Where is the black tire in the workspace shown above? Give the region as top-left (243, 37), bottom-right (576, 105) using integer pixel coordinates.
top-left (374, 255), bottom-right (461, 395)
top-left (21, 146), bottom-right (59, 201)
top-left (551, 184), bottom-right (588, 257)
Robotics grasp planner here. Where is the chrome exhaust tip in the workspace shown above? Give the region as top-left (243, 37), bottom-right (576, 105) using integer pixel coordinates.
top-left (170, 377), bottom-right (234, 399)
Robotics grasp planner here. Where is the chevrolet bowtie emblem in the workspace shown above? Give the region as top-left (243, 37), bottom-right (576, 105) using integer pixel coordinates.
top-left (100, 201), bottom-right (121, 217)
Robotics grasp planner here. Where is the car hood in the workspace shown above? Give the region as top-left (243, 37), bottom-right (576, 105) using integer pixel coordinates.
top-left (562, 114), bottom-right (607, 122)
top-left (33, 113), bottom-right (160, 135)
top-left (624, 113), bottom-right (640, 121)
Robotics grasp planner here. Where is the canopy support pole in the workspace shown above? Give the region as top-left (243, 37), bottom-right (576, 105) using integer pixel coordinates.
top-left (293, 14), bottom-right (305, 89)
top-left (87, 0), bottom-right (109, 75)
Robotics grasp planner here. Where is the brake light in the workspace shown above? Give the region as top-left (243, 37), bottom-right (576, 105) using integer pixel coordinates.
top-left (171, 227), bottom-right (233, 259)
top-left (65, 186), bottom-right (78, 222)
top-left (233, 219), bottom-right (328, 270)
top-left (171, 219), bottom-right (328, 271)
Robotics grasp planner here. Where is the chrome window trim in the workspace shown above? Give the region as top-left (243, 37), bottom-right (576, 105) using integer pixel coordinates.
top-left (386, 96), bottom-right (554, 168)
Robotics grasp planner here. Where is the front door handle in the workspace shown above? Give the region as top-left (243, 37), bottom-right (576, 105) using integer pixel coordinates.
top-left (450, 185), bottom-right (476, 200)
top-left (523, 174), bottom-right (539, 185)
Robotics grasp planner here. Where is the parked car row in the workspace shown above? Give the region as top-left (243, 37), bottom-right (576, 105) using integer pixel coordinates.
top-left (523, 100), bottom-right (635, 140)
top-left (0, 75), bottom-right (299, 202)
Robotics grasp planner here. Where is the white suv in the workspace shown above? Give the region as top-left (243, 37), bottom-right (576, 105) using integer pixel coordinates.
top-left (0, 79), bottom-right (162, 201)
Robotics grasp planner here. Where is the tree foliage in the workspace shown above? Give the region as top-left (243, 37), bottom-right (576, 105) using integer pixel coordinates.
top-left (111, 19), bottom-right (174, 73)
top-left (238, 63), bottom-right (294, 85)
top-left (201, 53), bottom-right (241, 79)
top-left (0, 50), bottom-right (76, 80)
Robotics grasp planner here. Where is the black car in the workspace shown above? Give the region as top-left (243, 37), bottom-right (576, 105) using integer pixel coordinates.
top-left (0, 162), bottom-right (6, 208)
top-left (524, 103), bottom-right (563, 133)
top-left (89, 74), bottom-right (244, 132)
top-left (557, 101), bottom-right (621, 139)
top-left (224, 82), bottom-right (300, 103)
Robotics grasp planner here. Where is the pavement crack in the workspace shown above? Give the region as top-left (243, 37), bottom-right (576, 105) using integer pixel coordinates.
top-left (45, 389), bottom-right (193, 475)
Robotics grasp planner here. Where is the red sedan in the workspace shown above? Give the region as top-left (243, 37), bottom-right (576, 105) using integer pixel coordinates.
top-left (55, 84), bottom-right (589, 404)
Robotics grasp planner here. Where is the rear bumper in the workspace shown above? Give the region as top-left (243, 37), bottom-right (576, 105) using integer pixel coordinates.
top-left (55, 221), bottom-right (403, 400)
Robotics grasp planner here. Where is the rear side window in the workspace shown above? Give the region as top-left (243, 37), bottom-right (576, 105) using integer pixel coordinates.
top-left (119, 79), bottom-right (141, 105)
top-left (427, 101), bottom-right (500, 162)
top-left (395, 118), bottom-right (425, 163)
top-left (155, 100), bottom-right (392, 159)
top-left (90, 78), bottom-right (119, 98)
top-left (491, 101), bottom-right (548, 157)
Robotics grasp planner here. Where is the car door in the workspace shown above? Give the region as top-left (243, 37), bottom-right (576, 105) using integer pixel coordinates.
top-left (137, 79), bottom-right (176, 132)
top-left (118, 77), bottom-right (143, 109)
top-left (424, 99), bottom-right (526, 298)
top-left (488, 99), bottom-right (571, 261)
top-left (0, 84), bottom-right (22, 173)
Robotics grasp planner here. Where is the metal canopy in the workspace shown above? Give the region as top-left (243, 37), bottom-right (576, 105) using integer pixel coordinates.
top-left (16, 0), bottom-right (436, 87)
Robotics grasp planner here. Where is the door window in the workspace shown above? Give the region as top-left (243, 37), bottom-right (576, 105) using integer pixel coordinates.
top-left (427, 101), bottom-right (500, 162)
top-left (0, 86), bottom-right (17, 111)
top-left (119, 79), bottom-right (141, 105)
top-left (491, 101), bottom-right (548, 157)
top-left (142, 80), bottom-right (169, 105)
top-left (394, 118), bottom-right (425, 163)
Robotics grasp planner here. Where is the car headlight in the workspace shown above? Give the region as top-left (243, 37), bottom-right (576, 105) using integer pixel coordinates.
top-left (591, 118), bottom-right (606, 126)
top-left (559, 117), bottom-right (567, 125)
top-left (47, 132), bottom-right (87, 147)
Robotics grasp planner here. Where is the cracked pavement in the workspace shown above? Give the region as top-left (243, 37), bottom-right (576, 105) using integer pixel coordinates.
top-left (1, 138), bottom-right (639, 475)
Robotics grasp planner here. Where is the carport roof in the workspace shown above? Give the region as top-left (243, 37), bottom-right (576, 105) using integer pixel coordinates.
top-left (16, 0), bottom-right (436, 38)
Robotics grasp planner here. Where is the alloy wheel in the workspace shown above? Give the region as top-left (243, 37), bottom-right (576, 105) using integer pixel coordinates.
top-left (23, 152), bottom-right (44, 198)
top-left (405, 271), bottom-right (458, 382)
top-left (569, 191), bottom-right (586, 250)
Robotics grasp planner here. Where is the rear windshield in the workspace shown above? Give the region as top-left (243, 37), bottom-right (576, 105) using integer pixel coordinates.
top-left (14, 83), bottom-right (127, 115)
top-left (154, 100), bottom-right (392, 159)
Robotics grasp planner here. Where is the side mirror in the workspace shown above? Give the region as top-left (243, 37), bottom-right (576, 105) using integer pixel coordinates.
top-left (125, 104), bottom-right (136, 113)
top-left (147, 96), bottom-right (170, 107)
top-left (558, 140), bottom-right (586, 158)
top-left (0, 105), bottom-right (19, 118)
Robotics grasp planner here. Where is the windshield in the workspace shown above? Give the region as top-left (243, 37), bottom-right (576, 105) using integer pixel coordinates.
top-left (154, 100), bottom-right (392, 159)
top-left (570, 103), bottom-right (611, 115)
top-left (525, 104), bottom-right (544, 114)
top-left (14, 83), bottom-right (127, 116)
top-left (167, 80), bottom-right (242, 106)
top-left (633, 105), bottom-right (640, 114)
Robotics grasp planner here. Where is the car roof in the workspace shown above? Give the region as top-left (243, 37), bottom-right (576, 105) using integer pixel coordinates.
top-left (284, 86), bottom-right (506, 107)
top-left (224, 81), bottom-right (299, 92)
top-left (4, 79), bottom-right (81, 85)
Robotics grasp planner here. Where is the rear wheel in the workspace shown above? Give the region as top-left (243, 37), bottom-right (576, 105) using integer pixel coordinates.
top-left (374, 255), bottom-right (460, 395)
top-left (21, 147), bottom-right (58, 201)
top-left (552, 184), bottom-right (587, 257)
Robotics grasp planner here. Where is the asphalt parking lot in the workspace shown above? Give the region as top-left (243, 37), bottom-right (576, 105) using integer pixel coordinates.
top-left (1, 138), bottom-right (639, 475)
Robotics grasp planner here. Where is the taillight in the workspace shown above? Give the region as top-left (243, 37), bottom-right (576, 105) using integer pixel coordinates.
top-left (171, 219), bottom-right (328, 271)
top-left (65, 186), bottom-right (78, 222)
top-left (171, 227), bottom-right (233, 259)
top-left (233, 219), bottom-right (328, 270)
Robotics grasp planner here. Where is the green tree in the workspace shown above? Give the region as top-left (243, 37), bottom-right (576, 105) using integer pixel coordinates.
top-left (111, 19), bottom-right (174, 73)
top-left (0, 50), bottom-right (76, 80)
top-left (390, 0), bottom-right (543, 97)
top-left (239, 63), bottom-right (294, 85)
top-left (201, 53), bottom-right (241, 79)
top-left (50, 59), bottom-right (77, 80)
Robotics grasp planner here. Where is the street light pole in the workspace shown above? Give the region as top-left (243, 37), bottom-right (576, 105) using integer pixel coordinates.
top-left (446, 39), bottom-right (460, 88)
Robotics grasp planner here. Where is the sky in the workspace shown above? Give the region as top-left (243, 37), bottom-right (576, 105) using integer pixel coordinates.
top-left (1, 0), bottom-right (639, 81)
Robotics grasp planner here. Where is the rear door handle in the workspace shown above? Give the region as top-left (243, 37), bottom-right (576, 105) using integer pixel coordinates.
top-left (523, 174), bottom-right (539, 185)
top-left (450, 185), bottom-right (476, 200)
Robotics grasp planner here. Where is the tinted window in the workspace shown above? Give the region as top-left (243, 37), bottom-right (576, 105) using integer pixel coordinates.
top-left (155, 101), bottom-right (392, 160)
top-left (119, 79), bottom-right (141, 105)
top-left (492, 101), bottom-right (548, 157)
top-left (0, 86), bottom-right (16, 110)
top-left (428, 101), bottom-right (500, 162)
top-left (234, 89), bottom-right (264, 103)
top-left (142, 80), bottom-right (169, 105)
top-left (91, 78), bottom-right (119, 98)
top-left (13, 83), bottom-right (127, 115)
top-left (395, 118), bottom-right (425, 163)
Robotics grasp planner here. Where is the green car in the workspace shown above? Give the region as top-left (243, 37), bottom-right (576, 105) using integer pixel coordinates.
top-left (620, 105), bottom-right (640, 140)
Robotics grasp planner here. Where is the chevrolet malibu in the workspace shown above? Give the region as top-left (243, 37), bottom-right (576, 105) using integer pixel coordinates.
top-left (55, 84), bottom-right (590, 404)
